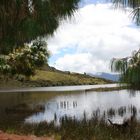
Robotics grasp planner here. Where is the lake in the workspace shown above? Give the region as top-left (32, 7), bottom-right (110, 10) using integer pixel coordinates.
top-left (0, 84), bottom-right (139, 127)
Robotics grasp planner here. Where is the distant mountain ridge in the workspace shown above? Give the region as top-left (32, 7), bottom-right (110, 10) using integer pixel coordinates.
top-left (88, 72), bottom-right (120, 82)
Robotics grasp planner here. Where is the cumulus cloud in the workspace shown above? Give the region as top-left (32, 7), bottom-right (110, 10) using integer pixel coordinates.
top-left (47, 3), bottom-right (140, 74)
top-left (55, 53), bottom-right (108, 73)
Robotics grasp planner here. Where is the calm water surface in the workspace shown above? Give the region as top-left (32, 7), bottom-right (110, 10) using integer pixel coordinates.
top-left (0, 86), bottom-right (140, 127)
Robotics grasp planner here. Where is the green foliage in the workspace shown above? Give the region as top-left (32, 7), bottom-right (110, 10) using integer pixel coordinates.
top-left (0, 57), bottom-right (11, 75)
top-left (111, 58), bottom-right (128, 73)
top-left (30, 40), bottom-right (50, 67)
top-left (0, 0), bottom-right (80, 54)
top-left (0, 41), bottom-right (49, 78)
top-left (111, 49), bottom-right (140, 87)
top-left (113, 0), bottom-right (140, 25)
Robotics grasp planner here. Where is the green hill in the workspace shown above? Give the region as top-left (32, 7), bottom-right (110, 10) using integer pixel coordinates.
top-left (28, 65), bottom-right (113, 86)
top-left (0, 65), bottom-right (113, 89)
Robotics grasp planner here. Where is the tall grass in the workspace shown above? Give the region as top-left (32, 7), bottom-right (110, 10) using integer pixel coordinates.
top-left (1, 112), bottom-right (140, 140)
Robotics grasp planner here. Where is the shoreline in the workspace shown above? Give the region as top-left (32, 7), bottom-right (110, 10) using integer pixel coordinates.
top-left (0, 83), bottom-right (125, 93)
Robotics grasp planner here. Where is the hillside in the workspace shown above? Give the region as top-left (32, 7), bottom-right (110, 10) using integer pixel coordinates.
top-left (0, 65), bottom-right (113, 89)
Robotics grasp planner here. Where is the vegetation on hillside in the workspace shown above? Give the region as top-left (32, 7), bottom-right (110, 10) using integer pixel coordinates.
top-left (0, 40), bottom-right (49, 79)
top-left (0, 40), bottom-right (111, 88)
top-left (0, 66), bottom-right (112, 89)
top-left (30, 69), bottom-right (111, 86)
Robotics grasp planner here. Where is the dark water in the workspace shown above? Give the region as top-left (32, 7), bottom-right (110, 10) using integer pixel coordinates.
top-left (0, 87), bottom-right (140, 127)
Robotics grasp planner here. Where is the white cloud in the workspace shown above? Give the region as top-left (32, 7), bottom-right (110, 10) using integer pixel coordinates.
top-left (54, 53), bottom-right (109, 73)
top-left (47, 3), bottom-right (140, 74)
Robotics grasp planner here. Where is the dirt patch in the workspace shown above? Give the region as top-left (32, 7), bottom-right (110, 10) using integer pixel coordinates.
top-left (0, 130), bottom-right (54, 140)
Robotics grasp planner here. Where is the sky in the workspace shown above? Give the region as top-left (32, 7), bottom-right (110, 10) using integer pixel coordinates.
top-left (47, 0), bottom-right (140, 74)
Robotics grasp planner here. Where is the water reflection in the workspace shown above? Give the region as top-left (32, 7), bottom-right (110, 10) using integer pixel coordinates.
top-left (59, 101), bottom-right (77, 109)
top-left (24, 90), bottom-right (140, 125)
top-left (0, 89), bottom-right (140, 126)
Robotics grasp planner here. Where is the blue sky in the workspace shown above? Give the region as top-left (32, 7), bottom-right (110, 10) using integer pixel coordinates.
top-left (47, 0), bottom-right (140, 74)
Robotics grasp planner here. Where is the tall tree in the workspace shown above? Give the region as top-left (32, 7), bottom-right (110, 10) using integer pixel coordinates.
top-left (0, 0), bottom-right (80, 54)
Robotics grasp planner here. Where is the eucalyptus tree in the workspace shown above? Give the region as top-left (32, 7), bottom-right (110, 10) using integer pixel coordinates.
top-left (0, 0), bottom-right (80, 54)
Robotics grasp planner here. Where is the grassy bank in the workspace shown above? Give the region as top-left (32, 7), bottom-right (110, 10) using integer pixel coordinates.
top-left (0, 65), bottom-right (112, 89)
top-left (1, 114), bottom-right (139, 140)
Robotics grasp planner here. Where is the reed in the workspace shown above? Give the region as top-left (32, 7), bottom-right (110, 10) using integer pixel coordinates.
top-left (1, 112), bottom-right (140, 140)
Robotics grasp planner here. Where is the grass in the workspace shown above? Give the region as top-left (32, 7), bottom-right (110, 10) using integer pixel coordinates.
top-left (0, 77), bottom-right (26, 89)
top-left (1, 113), bottom-right (140, 140)
top-left (29, 70), bottom-right (112, 87)
top-left (0, 65), bottom-right (112, 89)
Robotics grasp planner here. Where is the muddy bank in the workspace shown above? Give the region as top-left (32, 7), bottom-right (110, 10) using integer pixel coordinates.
top-left (0, 130), bottom-right (53, 140)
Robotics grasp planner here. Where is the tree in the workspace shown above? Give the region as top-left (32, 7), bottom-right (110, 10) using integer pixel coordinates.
top-left (0, 40), bottom-right (49, 79)
top-left (113, 0), bottom-right (140, 25)
top-left (111, 49), bottom-right (140, 87)
top-left (0, 0), bottom-right (80, 54)
top-left (111, 0), bottom-right (140, 87)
